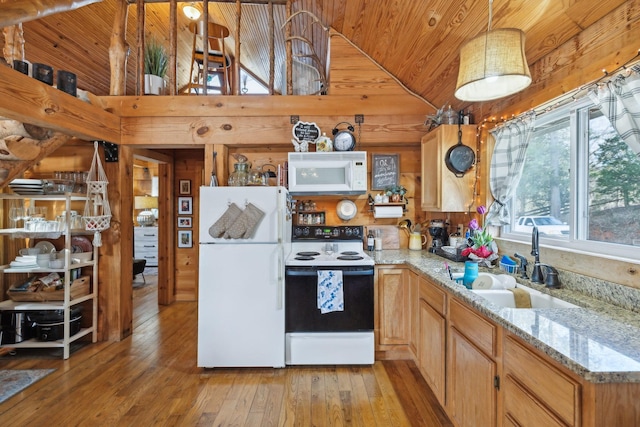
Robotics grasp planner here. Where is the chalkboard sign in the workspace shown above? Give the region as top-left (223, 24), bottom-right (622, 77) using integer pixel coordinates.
top-left (371, 154), bottom-right (399, 190)
top-left (292, 121), bottom-right (321, 142)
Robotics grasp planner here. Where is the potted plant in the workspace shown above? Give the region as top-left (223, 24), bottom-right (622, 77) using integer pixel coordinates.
top-left (144, 37), bottom-right (168, 95)
top-left (385, 185), bottom-right (407, 203)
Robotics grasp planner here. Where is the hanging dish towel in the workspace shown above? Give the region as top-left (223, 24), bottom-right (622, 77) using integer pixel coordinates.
top-left (224, 203), bottom-right (266, 239)
top-left (317, 270), bottom-right (344, 314)
top-left (208, 203), bottom-right (242, 238)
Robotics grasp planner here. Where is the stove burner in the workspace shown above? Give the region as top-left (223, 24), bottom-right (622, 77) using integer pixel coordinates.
top-left (296, 251), bottom-right (321, 257)
top-left (294, 256), bottom-right (315, 261)
top-left (341, 251), bottom-right (359, 256)
top-left (337, 255), bottom-right (364, 261)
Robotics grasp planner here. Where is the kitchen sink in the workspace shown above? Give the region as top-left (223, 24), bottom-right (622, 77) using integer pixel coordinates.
top-left (471, 285), bottom-right (579, 309)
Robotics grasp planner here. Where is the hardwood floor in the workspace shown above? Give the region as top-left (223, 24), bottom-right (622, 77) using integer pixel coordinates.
top-left (0, 276), bottom-right (452, 426)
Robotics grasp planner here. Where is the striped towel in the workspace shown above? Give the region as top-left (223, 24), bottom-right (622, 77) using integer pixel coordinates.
top-left (317, 270), bottom-right (344, 314)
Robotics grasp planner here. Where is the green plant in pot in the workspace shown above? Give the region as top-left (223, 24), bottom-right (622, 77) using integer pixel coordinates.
top-left (144, 37), bottom-right (168, 95)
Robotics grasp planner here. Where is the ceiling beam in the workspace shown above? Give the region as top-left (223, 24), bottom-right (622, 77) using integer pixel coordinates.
top-left (0, 66), bottom-right (121, 143)
top-left (126, 0), bottom-right (286, 4)
top-left (0, 0), bottom-right (102, 27)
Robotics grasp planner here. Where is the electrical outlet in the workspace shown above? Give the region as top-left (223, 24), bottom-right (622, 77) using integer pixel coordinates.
top-left (355, 114), bottom-right (364, 124)
top-left (290, 115), bottom-right (299, 124)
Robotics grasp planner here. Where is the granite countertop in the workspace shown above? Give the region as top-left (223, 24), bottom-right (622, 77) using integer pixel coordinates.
top-left (371, 249), bottom-right (640, 384)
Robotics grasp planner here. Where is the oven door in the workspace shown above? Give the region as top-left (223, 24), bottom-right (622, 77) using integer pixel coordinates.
top-left (285, 266), bottom-right (374, 332)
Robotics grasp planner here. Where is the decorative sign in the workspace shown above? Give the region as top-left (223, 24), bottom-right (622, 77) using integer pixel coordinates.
top-left (292, 121), bottom-right (320, 142)
top-left (371, 154), bottom-right (399, 190)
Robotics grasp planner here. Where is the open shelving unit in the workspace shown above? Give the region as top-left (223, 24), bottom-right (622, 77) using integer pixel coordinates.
top-left (0, 193), bottom-right (98, 359)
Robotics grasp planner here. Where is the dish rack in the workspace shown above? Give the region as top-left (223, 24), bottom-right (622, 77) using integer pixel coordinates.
top-left (499, 261), bottom-right (519, 274)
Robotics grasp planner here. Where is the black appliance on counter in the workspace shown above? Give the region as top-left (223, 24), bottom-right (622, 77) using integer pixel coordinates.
top-left (0, 311), bottom-right (32, 344)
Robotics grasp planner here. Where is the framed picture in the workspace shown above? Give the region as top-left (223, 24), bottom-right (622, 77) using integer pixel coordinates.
top-left (177, 216), bottom-right (192, 228)
top-left (179, 179), bottom-right (191, 195)
top-left (178, 230), bottom-right (192, 248)
top-left (178, 197), bottom-right (192, 214)
top-left (371, 154), bottom-right (399, 190)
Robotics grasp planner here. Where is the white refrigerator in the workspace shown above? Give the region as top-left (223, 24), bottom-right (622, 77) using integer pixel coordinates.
top-left (197, 186), bottom-right (291, 368)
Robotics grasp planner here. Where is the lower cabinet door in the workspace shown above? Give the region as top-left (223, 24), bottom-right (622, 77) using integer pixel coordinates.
top-left (448, 327), bottom-right (497, 427)
top-left (418, 299), bottom-right (446, 405)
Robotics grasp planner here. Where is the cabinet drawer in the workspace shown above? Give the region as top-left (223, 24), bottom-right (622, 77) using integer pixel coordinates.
top-left (503, 375), bottom-right (568, 427)
top-left (504, 335), bottom-right (579, 426)
top-left (419, 277), bottom-right (446, 315)
top-left (449, 298), bottom-right (497, 357)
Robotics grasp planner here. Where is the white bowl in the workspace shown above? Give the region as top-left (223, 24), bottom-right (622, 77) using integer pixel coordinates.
top-left (50, 259), bottom-right (65, 269)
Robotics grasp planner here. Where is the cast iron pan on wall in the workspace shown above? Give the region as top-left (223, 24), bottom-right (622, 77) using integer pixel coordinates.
top-left (444, 113), bottom-right (475, 177)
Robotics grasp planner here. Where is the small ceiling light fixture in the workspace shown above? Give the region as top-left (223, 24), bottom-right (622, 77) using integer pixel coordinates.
top-left (454, 0), bottom-right (531, 102)
top-left (182, 3), bottom-right (201, 21)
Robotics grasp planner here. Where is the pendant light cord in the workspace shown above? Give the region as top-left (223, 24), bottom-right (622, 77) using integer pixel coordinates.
top-left (487, 0), bottom-right (493, 32)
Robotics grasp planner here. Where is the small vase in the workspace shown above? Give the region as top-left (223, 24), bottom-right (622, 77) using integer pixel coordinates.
top-left (390, 194), bottom-right (401, 203)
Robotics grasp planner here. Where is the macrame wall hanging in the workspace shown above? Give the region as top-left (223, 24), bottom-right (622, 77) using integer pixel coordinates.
top-left (83, 141), bottom-right (112, 247)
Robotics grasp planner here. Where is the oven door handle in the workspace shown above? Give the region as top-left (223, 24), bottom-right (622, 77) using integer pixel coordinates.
top-left (286, 269), bottom-right (374, 277)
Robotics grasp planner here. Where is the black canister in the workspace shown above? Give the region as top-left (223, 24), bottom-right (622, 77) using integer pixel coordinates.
top-left (32, 63), bottom-right (54, 85)
top-left (13, 60), bottom-right (30, 75)
top-left (57, 70), bottom-right (77, 96)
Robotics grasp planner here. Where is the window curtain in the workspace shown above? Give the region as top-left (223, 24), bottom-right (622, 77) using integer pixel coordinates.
top-left (485, 112), bottom-right (536, 226)
top-left (588, 65), bottom-right (640, 155)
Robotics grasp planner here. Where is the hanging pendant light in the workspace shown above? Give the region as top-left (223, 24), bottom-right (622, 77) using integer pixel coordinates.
top-left (455, 0), bottom-right (531, 102)
top-left (182, 3), bottom-right (201, 21)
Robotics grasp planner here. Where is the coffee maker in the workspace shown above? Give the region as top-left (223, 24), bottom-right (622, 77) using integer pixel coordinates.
top-left (428, 219), bottom-right (448, 253)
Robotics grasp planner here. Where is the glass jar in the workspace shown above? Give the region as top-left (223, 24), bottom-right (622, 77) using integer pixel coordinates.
top-left (247, 167), bottom-right (267, 186)
top-left (228, 162), bottom-right (249, 186)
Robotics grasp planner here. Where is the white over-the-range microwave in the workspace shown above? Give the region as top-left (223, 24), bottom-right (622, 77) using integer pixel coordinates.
top-left (287, 151), bottom-right (368, 195)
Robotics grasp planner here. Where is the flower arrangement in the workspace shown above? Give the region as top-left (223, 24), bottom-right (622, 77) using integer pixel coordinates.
top-left (385, 185), bottom-right (406, 202)
top-left (461, 205), bottom-right (498, 265)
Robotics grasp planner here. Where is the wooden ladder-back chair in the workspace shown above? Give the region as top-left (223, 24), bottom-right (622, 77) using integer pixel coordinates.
top-left (187, 21), bottom-right (231, 95)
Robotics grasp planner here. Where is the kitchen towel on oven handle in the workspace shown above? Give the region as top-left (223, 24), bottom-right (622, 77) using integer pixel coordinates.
top-left (317, 270), bottom-right (344, 314)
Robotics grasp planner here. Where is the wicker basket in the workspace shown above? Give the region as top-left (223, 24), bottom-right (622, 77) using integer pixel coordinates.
top-left (7, 276), bottom-right (90, 302)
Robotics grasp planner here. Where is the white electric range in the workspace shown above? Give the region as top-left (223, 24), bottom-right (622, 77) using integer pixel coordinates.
top-left (284, 225), bottom-right (375, 365)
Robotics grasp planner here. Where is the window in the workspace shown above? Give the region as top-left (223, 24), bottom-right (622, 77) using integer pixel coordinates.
top-left (502, 98), bottom-right (640, 259)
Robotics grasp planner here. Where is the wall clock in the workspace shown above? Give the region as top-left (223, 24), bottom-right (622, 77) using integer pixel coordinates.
top-left (332, 122), bottom-right (356, 151)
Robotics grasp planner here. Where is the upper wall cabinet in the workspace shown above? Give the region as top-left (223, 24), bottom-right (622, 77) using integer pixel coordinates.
top-left (421, 125), bottom-right (476, 212)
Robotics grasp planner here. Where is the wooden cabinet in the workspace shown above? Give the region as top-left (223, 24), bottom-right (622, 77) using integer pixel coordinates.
top-left (421, 125), bottom-right (476, 212)
top-left (503, 334), bottom-right (581, 427)
top-left (376, 267), bottom-right (412, 355)
top-left (447, 298), bottom-right (498, 427)
top-left (134, 226), bottom-right (158, 266)
top-left (417, 276), bottom-right (447, 405)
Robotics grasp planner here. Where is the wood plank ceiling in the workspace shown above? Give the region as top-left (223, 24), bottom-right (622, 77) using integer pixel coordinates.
top-left (1, 0), bottom-right (630, 112)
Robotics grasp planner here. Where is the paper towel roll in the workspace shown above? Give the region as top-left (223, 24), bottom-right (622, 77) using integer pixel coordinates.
top-left (373, 205), bottom-right (404, 218)
top-left (472, 273), bottom-right (500, 289)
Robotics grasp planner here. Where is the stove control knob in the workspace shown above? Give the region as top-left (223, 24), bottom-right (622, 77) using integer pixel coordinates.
top-left (345, 228), bottom-right (352, 237)
top-left (302, 227), bottom-right (310, 236)
top-left (351, 227), bottom-right (360, 237)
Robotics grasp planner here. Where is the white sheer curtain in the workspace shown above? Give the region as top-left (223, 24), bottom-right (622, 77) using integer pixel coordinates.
top-left (485, 112), bottom-right (536, 226)
top-left (589, 65), bottom-right (640, 154)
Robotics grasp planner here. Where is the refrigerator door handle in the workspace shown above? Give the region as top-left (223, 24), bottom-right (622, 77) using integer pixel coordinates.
top-left (277, 246), bottom-right (283, 310)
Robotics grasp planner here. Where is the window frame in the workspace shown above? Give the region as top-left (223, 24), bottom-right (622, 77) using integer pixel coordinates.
top-left (498, 97), bottom-right (640, 261)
